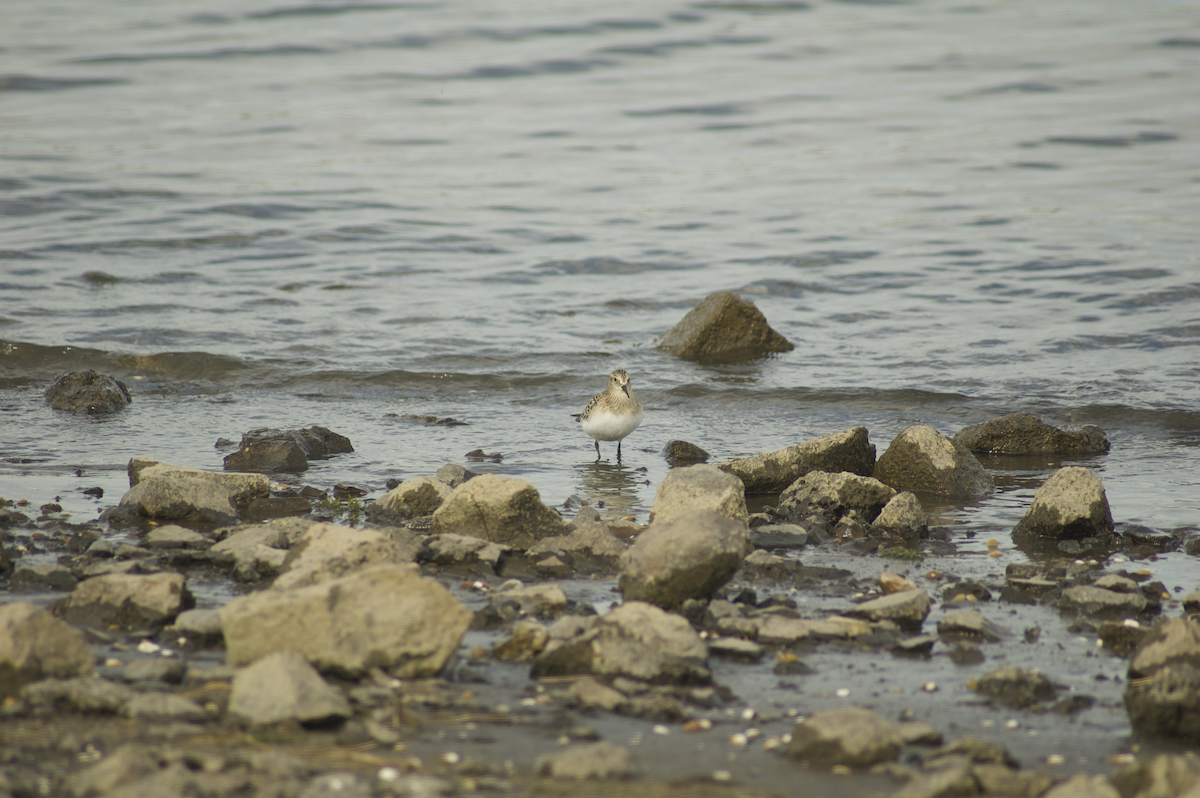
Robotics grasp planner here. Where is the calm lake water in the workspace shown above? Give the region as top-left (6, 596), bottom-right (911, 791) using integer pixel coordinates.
top-left (2, 0), bottom-right (1198, 551)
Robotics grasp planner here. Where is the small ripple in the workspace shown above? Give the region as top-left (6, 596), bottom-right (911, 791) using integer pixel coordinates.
top-left (0, 74), bottom-right (126, 92)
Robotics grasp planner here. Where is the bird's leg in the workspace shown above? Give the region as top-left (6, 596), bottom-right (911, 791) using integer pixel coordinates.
top-left (594, 440), bottom-right (601, 461)
top-left (616, 441), bottom-right (622, 463)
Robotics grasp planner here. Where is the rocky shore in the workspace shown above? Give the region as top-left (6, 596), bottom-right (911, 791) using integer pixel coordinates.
top-left (4, 405), bottom-right (1200, 798)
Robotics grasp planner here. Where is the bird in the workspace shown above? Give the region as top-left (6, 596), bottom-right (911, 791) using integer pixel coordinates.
top-left (572, 369), bottom-right (643, 462)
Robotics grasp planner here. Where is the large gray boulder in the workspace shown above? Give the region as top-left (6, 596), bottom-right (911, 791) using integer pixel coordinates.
top-left (220, 565), bottom-right (471, 678)
top-left (222, 426), bottom-right (354, 473)
top-left (656, 290), bottom-right (794, 363)
top-left (775, 470), bottom-right (896, 525)
top-left (1125, 617), bottom-right (1200, 741)
top-left (430, 474), bottom-right (570, 548)
top-left (272, 523), bottom-right (417, 591)
top-left (873, 425), bottom-right (994, 499)
top-left (787, 706), bottom-right (904, 769)
top-left (649, 464), bottom-right (748, 526)
top-left (118, 474), bottom-right (238, 527)
top-left (532, 601), bottom-right (710, 685)
top-left (63, 572), bottom-right (193, 630)
top-left (0, 603), bottom-right (93, 695)
top-left (366, 476), bottom-right (452, 523)
top-left (618, 510), bottom-right (751, 609)
top-left (128, 458), bottom-right (269, 506)
top-left (715, 427), bottom-right (876, 495)
top-left (44, 370), bottom-right (131, 414)
top-left (954, 412), bottom-right (1110, 455)
top-left (228, 652), bottom-right (351, 725)
top-left (1012, 466), bottom-right (1114, 542)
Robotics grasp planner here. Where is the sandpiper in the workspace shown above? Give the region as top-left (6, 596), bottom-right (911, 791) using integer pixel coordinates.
top-left (573, 369), bottom-right (643, 462)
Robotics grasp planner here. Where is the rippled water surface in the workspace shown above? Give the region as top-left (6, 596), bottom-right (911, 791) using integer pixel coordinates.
top-left (3, 0), bottom-right (1199, 556)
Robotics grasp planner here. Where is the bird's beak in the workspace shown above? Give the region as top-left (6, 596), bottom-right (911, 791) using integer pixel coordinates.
top-left (622, 385), bottom-right (630, 397)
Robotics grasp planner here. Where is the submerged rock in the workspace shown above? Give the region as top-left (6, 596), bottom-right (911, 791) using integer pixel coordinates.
top-left (220, 565), bottom-right (472, 678)
top-left (0, 603), bottom-right (93, 695)
top-left (618, 509), bottom-right (751, 609)
top-left (873, 425), bottom-right (994, 499)
top-left (662, 440), bottom-right (710, 464)
top-left (228, 651), bottom-right (351, 726)
top-left (975, 666), bottom-right (1060, 709)
top-left (1012, 466), bottom-right (1114, 542)
top-left (775, 470), bottom-right (896, 525)
top-left (63, 572), bottom-right (193, 631)
top-left (222, 426), bottom-right (354, 473)
top-left (649, 464), bottom-right (748, 526)
top-left (44, 369), bottom-right (131, 414)
top-left (430, 474), bottom-right (570, 549)
top-left (786, 706), bottom-right (903, 769)
top-left (716, 427), bottom-right (876, 495)
top-left (954, 412), bottom-right (1110, 455)
top-left (656, 290), bottom-right (794, 363)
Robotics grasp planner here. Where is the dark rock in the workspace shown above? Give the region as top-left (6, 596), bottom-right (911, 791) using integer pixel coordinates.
top-left (1058, 585), bottom-right (1148, 619)
top-left (892, 635), bottom-right (937, 658)
top-left (1108, 754), bottom-right (1200, 798)
top-left (873, 425), bottom-right (994, 499)
top-left (618, 509), bottom-right (751, 609)
top-left (1011, 466), bottom-right (1114, 542)
top-left (716, 427), bottom-right (876, 494)
top-left (223, 426), bottom-right (354, 473)
top-left (44, 370), bottom-right (131, 414)
top-left (663, 440), bottom-right (710, 464)
top-left (400, 414), bottom-right (467, 426)
top-left (435, 463), bottom-right (478, 488)
top-left (656, 290), bottom-right (794, 363)
top-left (242, 496), bottom-right (312, 522)
top-left (1124, 617), bottom-right (1200, 740)
top-left (465, 449), bottom-right (503, 462)
top-left (775, 470), bottom-right (896, 525)
top-left (11, 562), bottom-right (78, 592)
top-left (751, 523), bottom-right (809, 550)
top-left (953, 412), bottom-right (1110, 455)
top-left (975, 666), bottom-right (1059, 709)
top-left (0, 603), bottom-right (93, 695)
top-left (786, 706), bottom-right (903, 769)
top-left (949, 641), bottom-right (985, 665)
top-left (942, 580), bottom-right (993, 602)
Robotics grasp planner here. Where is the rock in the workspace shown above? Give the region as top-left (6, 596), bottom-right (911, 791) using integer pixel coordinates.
top-left (775, 470), bottom-right (896, 525)
top-left (755, 615), bottom-right (812, 645)
top-left (618, 509), bottom-right (751, 609)
top-left (846, 589), bottom-right (931, 632)
top-left (222, 426), bottom-right (354, 473)
top-left (1109, 754), bottom-right (1200, 798)
top-left (975, 666), bottom-right (1059, 709)
top-left (972, 764), bottom-right (1056, 798)
top-left (1124, 617), bottom-right (1200, 740)
top-left (937, 610), bottom-right (1009, 642)
top-left (942, 580), bottom-right (993, 603)
top-left (174, 608), bottom-right (224, 646)
top-left (297, 773), bottom-right (373, 798)
top-left (10, 562), bottom-right (78, 592)
top-left (272, 523), bottom-right (417, 591)
top-left (649, 463), bottom-right (749, 528)
top-left (1059, 585), bottom-right (1148, 619)
top-left (715, 427), bottom-right (876, 494)
top-left (662, 440), bottom-right (710, 464)
top-left (492, 622), bottom-right (548, 661)
top-left (229, 651), bottom-right (352, 725)
top-left (123, 658), bottom-right (184, 684)
top-left (209, 519), bottom-right (305, 580)
top-left (786, 706), bottom-right (903, 769)
top-left (570, 676), bottom-right (625, 710)
top-left (63, 572), bottom-right (193, 630)
top-left (119, 474), bottom-right (238, 527)
top-left (430, 474), bottom-right (570, 548)
top-left (529, 520), bottom-right (628, 573)
top-left (125, 691), bottom-right (208, 722)
top-left (709, 637), bottom-right (764, 661)
top-left (0, 603), bottom-right (93, 695)
top-left (435, 463), bottom-right (477, 489)
top-left (953, 412), bottom-right (1111, 455)
top-left (1041, 773), bottom-right (1122, 798)
top-left (873, 425), bottom-right (994, 499)
top-left (879, 572), bottom-right (917, 594)
top-left (531, 601), bottom-right (710, 685)
top-left (145, 524), bottom-right (210, 549)
top-left (1094, 574), bottom-right (1138, 593)
top-left (536, 741), bottom-right (631, 780)
top-left (656, 290), bottom-right (793, 363)
top-left (44, 370), bottom-right (131, 414)
top-left (64, 743), bottom-right (158, 797)
top-left (1097, 621), bottom-right (1149, 656)
top-left (366, 476), bottom-right (452, 523)
top-left (870, 491), bottom-right (927, 547)
top-left (128, 458), bottom-right (270, 506)
top-left (893, 760), bottom-right (977, 798)
top-left (420, 534), bottom-right (509, 573)
top-left (751, 524), bottom-right (809, 550)
top-left (242, 496), bottom-right (312, 522)
top-left (1011, 466), bottom-right (1114, 542)
top-left (20, 676), bottom-right (137, 715)
top-left (220, 565), bottom-right (472, 678)
top-left (491, 583), bottom-right (568, 618)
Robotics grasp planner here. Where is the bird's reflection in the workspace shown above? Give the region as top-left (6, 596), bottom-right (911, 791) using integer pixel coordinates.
top-left (574, 460), bottom-right (643, 517)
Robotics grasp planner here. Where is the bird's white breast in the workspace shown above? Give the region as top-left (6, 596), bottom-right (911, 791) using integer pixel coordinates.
top-left (580, 406), bottom-right (643, 441)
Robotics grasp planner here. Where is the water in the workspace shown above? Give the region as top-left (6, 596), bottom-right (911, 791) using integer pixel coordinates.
top-left (3, 0), bottom-right (1199, 559)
